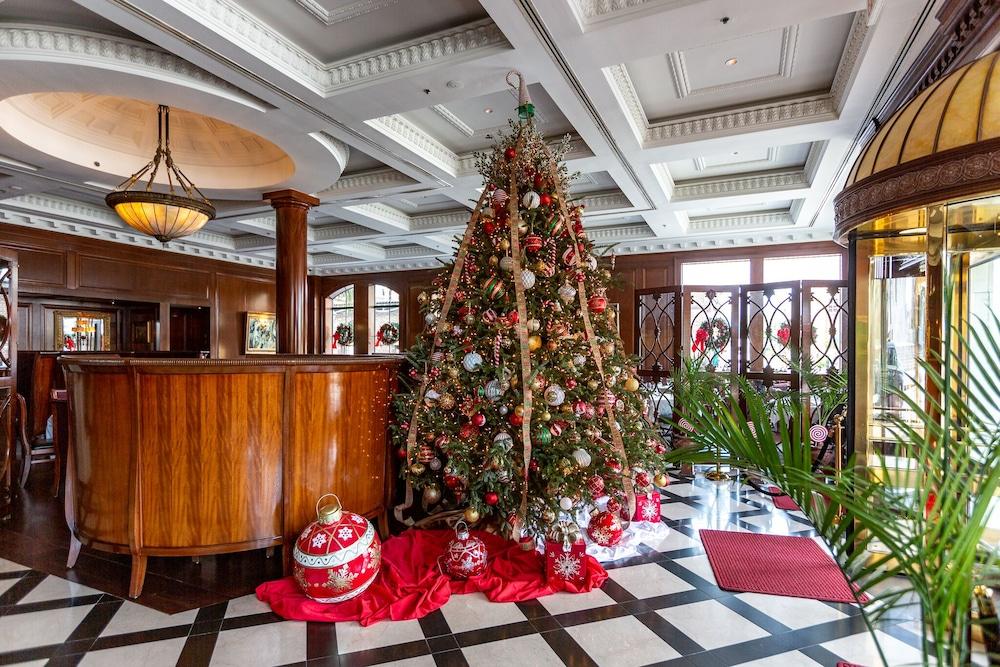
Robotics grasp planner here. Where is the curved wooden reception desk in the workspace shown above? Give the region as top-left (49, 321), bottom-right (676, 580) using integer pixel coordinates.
top-left (60, 356), bottom-right (401, 597)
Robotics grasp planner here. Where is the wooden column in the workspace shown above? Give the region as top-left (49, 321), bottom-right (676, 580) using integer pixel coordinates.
top-left (264, 189), bottom-right (318, 354)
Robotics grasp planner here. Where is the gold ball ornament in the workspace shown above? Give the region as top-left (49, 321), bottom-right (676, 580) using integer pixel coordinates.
top-left (540, 410), bottom-right (551, 421)
top-left (561, 404), bottom-right (574, 414)
top-left (417, 291), bottom-right (429, 305)
top-left (500, 238), bottom-right (511, 251)
top-left (514, 405), bottom-right (525, 417)
top-left (654, 473), bottom-right (669, 487)
top-left (623, 377), bottom-right (641, 392)
top-left (439, 393), bottom-right (456, 409)
top-left (423, 484), bottom-right (442, 504)
top-left (528, 335), bottom-right (542, 351)
top-left (587, 379), bottom-right (599, 390)
top-left (530, 376), bottom-right (545, 391)
top-left (489, 255), bottom-right (499, 266)
top-left (464, 507), bottom-right (481, 523)
top-left (410, 463), bottom-right (426, 475)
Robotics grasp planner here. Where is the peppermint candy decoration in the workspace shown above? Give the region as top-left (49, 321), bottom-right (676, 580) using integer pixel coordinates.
top-left (492, 188), bottom-right (509, 207)
top-left (747, 421), bottom-right (757, 437)
top-left (809, 424), bottom-right (829, 444)
top-left (678, 418), bottom-right (695, 432)
top-left (482, 309), bottom-right (498, 323)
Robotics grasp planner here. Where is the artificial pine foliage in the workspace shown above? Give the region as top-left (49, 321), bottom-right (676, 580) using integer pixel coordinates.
top-left (393, 115), bottom-right (666, 539)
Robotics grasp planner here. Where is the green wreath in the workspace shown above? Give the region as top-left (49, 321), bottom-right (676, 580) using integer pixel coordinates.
top-left (332, 322), bottom-right (354, 348)
top-left (376, 322), bottom-right (400, 347)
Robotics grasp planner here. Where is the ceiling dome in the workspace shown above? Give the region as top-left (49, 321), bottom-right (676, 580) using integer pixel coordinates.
top-left (847, 52), bottom-right (999, 186)
top-left (835, 51), bottom-right (1000, 238)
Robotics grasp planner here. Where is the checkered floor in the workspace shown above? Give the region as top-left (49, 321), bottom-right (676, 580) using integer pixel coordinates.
top-left (0, 472), bottom-right (928, 666)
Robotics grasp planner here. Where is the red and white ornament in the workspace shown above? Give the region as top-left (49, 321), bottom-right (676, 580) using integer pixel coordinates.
top-left (442, 520), bottom-right (487, 579)
top-left (588, 475), bottom-right (606, 498)
top-left (587, 509), bottom-right (623, 547)
top-left (293, 494), bottom-right (381, 603)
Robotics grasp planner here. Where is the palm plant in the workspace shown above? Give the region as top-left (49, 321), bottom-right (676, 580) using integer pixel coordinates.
top-left (664, 310), bottom-right (1000, 666)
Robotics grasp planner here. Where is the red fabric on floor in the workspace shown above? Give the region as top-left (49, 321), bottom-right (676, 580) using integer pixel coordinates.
top-left (765, 486), bottom-right (801, 511)
top-left (700, 530), bottom-right (867, 604)
top-left (256, 529), bottom-right (607, 625)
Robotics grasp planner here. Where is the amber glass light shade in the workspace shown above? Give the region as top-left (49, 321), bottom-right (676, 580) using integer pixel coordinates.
top-left (107, 191), bottom-right (214, 243)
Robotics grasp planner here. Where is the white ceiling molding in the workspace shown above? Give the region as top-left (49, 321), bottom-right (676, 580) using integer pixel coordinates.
top-left (0, 24), bottom-right (268, 111)
top-left (587, 222), bottom-right (655, 244)
top-left (165, 0), bottom-right (510, 95)
top-left (666, 25), bottom-right (799, 99)
top-left (602, 64), bottom-right (646, 145)
top-left (673, 169), bottom-right (809, 202)
top-left (365, 114), bottom-right (459, 176)
top-left (614, 228), bottom-right (829, 255)
top-left (687, 210), bottom-right (794, 233)
top-left (293, 0), bottom-right (398, 26)
top-left (431, 105), bottom-right (475, 138)
top-left (315, 167), bottom-right (420, 200)
top-left (569, 0), bottom-right (700, 30)
top-left (308, 132), bottom-right (351, 171)
top-left (410, 210), bottom-right (473, 232)
top-left (573, 190), bottom-right (634, 214)
top-left (830, 11), bottom-right (871, 111)
top-left (693, 146), bottom-right (780, 172)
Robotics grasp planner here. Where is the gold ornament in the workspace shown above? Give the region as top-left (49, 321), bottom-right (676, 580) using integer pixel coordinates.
top-left (586, 379), bottom-right (599, 390)
top-left (489, 255), bottom-right (499, 266)
top-left (514, 405), bottom-right (525, 417)
top-left (528, 335), bottom-right (542, 351)
top-left (439, 393), bottom-right (456, 409)
top-left (417, 291), bottom-right (429, 305)
top-left (654, 473), bottom-right (669, 487)
top-left (530, 376), bottom-right (545, 391)
top-left (560, 404), bottom-right (574, 414)
top-left (601, 341), bottom-right (615, 356)
top-left (410, 462), bottom-right (426, 475)
top-left (500, 238), bottom-right (511, 251)
top-left (540, 410), bottom-right (551, 421)
top-left (464, 507), bottom-right (481, 523)
top-left (541, 508), bottom-right (557, 524)
top-left (423, 484), bottom-right (442, 504)
top-left (623, 377), bottom-right (640, 392)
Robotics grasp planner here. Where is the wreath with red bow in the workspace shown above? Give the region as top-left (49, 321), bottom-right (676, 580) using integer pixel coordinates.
top-left (692, 317), bottom-right (730, 353)
top-left (375, 322), bottom-right (400, 347)
top-left (331, 322), bottom-right (354, 349)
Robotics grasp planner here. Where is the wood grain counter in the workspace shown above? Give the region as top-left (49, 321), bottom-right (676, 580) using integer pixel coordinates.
top-left (60, 356), bottom-right (401, 597)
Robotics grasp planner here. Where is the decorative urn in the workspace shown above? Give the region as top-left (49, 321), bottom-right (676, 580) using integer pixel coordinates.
top-left (292, 494), bottom-right (381, 603)
top-left (442, 520), bottom-right (488, 579)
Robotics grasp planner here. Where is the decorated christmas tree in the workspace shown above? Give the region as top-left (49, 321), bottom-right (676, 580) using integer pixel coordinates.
top-left (394, 73), bottom-right (667, 540)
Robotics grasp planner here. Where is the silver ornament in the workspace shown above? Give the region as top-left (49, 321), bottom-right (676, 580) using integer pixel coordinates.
top-left (485, 379), bottom-right (503, 401)
top-left (559, 496), bottom-right (574, 511)
top-left (558, 284), bottom-right (577, 303)
top-left (498, 405), bottom-right (509, 415)
top-left (527, 318), bottom-right (541, 332)
top-left (571, 448), bottom-right (592, 467)
top-left (521, 269), bottom-right (536, 289)
top-left (462, 351), bottom-right (483, 372)
top-left (493, 431), bottom-right (514, 451)
top-left (543, 384), bottom-right (566, 406)
top-left (499, 256), bottom-right (515, 272)
top-left (522, 191), bottom-right (541, 209)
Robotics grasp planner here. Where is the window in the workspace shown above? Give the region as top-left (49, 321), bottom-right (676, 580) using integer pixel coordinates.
top-left (682, 259), bottom-right (751, 285)
top-left (326, 285), bottom-right (355, 354)
top-left (763, 254), bottom-right (842, 282)
top-left (369, 284), bottom-right (400, 354)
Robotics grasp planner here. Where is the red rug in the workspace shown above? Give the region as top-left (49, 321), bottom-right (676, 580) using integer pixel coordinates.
top-left (766, 486), bottom-right (801, 511)
top-left (700, 530), bottom-right (866, 604)
top-left (256, 529), bottom-right (607, 625)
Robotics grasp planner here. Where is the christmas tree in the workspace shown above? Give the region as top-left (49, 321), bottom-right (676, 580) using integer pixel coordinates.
top-left (394, 73), bottom-right (666, 539)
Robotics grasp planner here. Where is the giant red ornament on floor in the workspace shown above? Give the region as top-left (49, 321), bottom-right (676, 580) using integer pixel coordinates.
top-left (443, 520), bottom-right (488, 579)
top-left (586, 509), bottom-right (623, 547)
top-left (293, 494), bottom-right (381, 603)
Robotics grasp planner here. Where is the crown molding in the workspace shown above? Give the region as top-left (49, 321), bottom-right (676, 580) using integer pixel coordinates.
top-left (0, 24), bottom-right (268, 110)
top-left (570, 0), bottom-right (699, 29)
top-left (293, 0), bottom-right (397, 26)
top-left (614, 228), bottom-right (830, 255)
top-left (666, 25), bottom-right (799, 99)
top-left (455, 133), bottom-right (592, 177)
top-left (603, 64), bottom-right (647, 144)
top-left (410, 210), bottom-right (470, 232)
top-left (166, 1), bottom-right (510, 95)
top-left (316, 167), bottom-right (419, 199)
top-left (312, 221), bottom-right (378, 241)
top-left (431, 104), bottom-right (475, 138)
top-left (687, 210), bottom-right (794, 233)
top-left (831, 10), bottom-right (871, 111)
top-left (587, 223), bottom-right (655, 243)
top-left (366, 114), bottom-right (459, 176)
top-left (574, 190), bottom-right (633, 213)
top-left (673, 169), bottom-right (809, 201)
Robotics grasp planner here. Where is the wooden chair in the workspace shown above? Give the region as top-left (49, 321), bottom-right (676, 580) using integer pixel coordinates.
top-left (14, 352), bottom-right (58, 494)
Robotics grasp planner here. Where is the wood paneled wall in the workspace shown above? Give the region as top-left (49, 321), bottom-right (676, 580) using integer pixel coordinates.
top-left (1, 225), bottom-right (275, 358)
top-left (311, 242), bottom-right (847, 356)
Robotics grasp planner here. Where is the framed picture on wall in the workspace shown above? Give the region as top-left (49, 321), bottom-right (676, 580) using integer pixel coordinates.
top-left (53, 310), bottom-right (114, 352)
top-left (243, 311), bottom-right (277, 354)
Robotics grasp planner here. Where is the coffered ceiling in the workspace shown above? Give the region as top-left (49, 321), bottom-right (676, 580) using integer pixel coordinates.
top-left (0, 0), bottom-right (958, 273)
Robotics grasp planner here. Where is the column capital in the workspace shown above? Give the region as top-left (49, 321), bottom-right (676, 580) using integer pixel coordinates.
top-left (264, 189), bottom-right (320, 210)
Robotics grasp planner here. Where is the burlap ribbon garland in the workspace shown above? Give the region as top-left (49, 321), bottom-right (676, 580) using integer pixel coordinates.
top-left (544, 146), bottom-right (637, 519)
top-left (506, 131), bottom-right (534, 537)
top-left (394, 189), bottom-right (490, 524)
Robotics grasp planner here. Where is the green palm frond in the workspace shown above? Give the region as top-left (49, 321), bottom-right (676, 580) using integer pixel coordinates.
top-left (663, 310), bottom-right (1000, 666)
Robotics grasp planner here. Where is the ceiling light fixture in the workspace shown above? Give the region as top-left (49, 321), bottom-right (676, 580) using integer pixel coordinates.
top-left (725, 57), bottom-right (738, 66)
top-left (484, 107), bottom-right (494, 114)
top-left (105, 104), bottom-right (215, 243)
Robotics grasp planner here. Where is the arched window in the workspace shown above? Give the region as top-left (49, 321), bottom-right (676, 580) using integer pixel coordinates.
top-left (326, 285), bottom-right (355, 354)
top-left (369, 284), bottom-right (400, 354)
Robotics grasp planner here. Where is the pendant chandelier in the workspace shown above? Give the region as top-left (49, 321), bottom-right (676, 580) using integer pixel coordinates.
top-left (105, 104), bottom-right (216, 243)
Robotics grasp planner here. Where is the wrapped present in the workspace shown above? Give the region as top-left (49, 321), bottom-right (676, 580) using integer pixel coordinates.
top-left (545, 520), bottom-right (586, 584)
top-left (632, 490), bottom-right (661, 522)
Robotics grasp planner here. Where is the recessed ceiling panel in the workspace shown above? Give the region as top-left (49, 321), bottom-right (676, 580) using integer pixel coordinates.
top-left (667, 142), bottom-right (811, 181)
top-left (625, 12), bottom-right (853, 120)
top-left (235, 0), bottom-right (487, 63)
top-left (401, 84), bottom-right (574, 153)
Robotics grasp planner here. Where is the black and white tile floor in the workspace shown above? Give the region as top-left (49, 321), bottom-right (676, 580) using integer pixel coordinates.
top-left (0, 473), bottom-right (928, 666)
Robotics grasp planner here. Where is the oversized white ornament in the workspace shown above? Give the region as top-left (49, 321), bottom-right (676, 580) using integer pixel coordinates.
top-left (462, 352), bottom-right (483, 372)
top-left (499, 256), bottom-right (515, 272)
top-left (544, 384), bottom-right (566, 406)
top-left (522, 191), bottom-right (541, 209)
top-left (585, 254), bottom-right (598, 270)
top-left (558, 283), bottom-right (577, 303)
top-left (559, 497), bottom-right (574, 511)
top-left (521, 269), bottom-right (536, 289)
top-left (571, 448), bottom-right (593, 468)
top-left (527, 318), bottom-right (541, 332)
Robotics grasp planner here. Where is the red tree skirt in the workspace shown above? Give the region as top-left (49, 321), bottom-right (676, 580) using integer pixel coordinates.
top-left (256, 529), bottom-right (607, 625)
